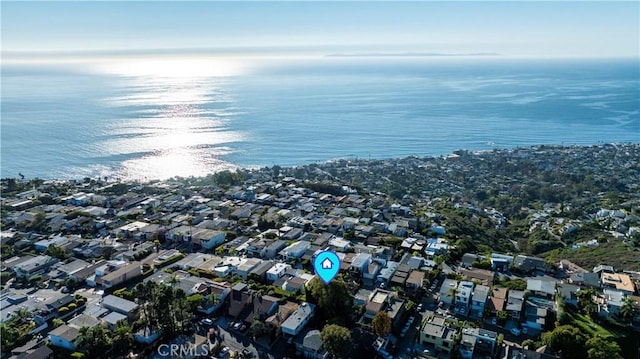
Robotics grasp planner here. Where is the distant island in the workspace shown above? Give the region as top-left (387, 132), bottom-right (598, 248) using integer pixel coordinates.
top-left (1, 143), bottom-right (639, 359)
top-left (326, 52), bottom-right (502, 57)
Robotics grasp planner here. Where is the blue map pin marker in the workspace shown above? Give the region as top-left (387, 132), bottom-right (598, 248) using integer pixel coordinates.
top-left (314, 250), bottom-right (340, 284)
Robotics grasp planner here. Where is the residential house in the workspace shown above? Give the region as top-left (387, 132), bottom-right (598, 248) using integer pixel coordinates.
top-left (470, 284), bottom-right (490, 319)
top-left (455, 281), bottom-right (474, 316)
top-left (487, 287), bottom-right (507, 315)
top-left (349, 253), bottom-right (371, 275)
top-left (601, 273), bottom-right (636, 295)
top-left (282, 302), bottom-right (315, 337)
top-left (514, 255), bottom-right (547, 274)
top-left (459, 327), bottom-right (497, 359)
top-left (10, 343), bottom-right (53, 359)
top-left (490, 253), bottom-right (513, 272)
top-left (439, 279), bottom-right (458, 307)
top-left (363, 262), bottom-right (383, 287)
top-left (527, 279), bottom-right (556, 300)
top-left (264, 240), bottom-right (287, 259)
top-left (247, 295), bottom-right (279, 324)
top-left (300, 329), bottom-right (328, 359)
top-left (191, 229), bottom-right (226, 250)
top-left (279, 241), bottom-right (311, 261)
top-left (459, 268), bottom-right (495, 286)
top-left (13, 255), bottom-right (58, 278)
top-left (556, 283), bottom-right (580, 308)
top-left (406, 270), bottom-right (425, 294)
top-left (506, 290), bottom-right (524, 320)
top-left (376, 261), bottom-right (399, 288)
top-left (390, 264), bottom-right (411, 287)
top-left (593, 265), bottom-right (615, 276)
top-left (67, 314), bottom-right (101, 330)
top-left (249, 260), bottom-right (274, 283)
top-left (602, 289), bottom-right (625, 316)
top-left (419, 314), bottom-right (455, 353)
top-left (100, 262), bottom-right (142, 289)
top-left (236, 258), bottom-right (262, 280)
top-left (461, 253), bottom-right (482, 268)
top-left (524, 304), bottom-right (547, 330)
top-left (199, 281), bottom-right (231, 314)
top-left (569, 272), bottom-right (601, 288)
top-left (265, 301), bottom-right (298, 330)
top-left (103, 311), bottom-right (128, 330)
top-left (424, 239), bottom-right (449, 257)
top-left (48, 325), bottom-right (78, 351)
top-left (267, 263), bottom-right (291, 282)
top-left (228, 283), bottom-right (252, 318)
top-left (102, 295), bottom-right (139, 318)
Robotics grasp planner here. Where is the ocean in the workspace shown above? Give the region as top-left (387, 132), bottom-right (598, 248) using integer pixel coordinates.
top-left (1, 57), bottom-right (638, 181)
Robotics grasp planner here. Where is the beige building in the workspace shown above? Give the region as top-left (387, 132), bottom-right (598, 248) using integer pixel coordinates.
top-left (602, 273), bottom-right (635, 295)
top-left (420, 314), bottom-right (456, 353)
top-left (100, 262), bottom-right (142, 289)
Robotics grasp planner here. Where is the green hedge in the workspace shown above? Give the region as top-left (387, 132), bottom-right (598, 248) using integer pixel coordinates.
top-left (155, 254), bottom-right (185, 268)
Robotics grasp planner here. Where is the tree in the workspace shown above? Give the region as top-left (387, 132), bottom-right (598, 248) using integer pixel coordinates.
top-left (521, 339), bottom-right (536, 350)
top-left (541, 325), bottom-right (586, 357)
top-left (46, 244), bottom-right (67, 260)
top-left (76, 325), bottom-right (112, 357)
top-left (306, 277), bottom-right (353, 326)
top-left (372, 311), bottom-right (392, 337)
top-left (586, 335), bottom-right (622, 359)
top-left (112, 320), bottom-right (134, 354)
top-left (577, 287), bottom-right (597, 316)
top-left (619, 296), bottom-right (638, 323)
top-left (187, 294), bottom-right (203, 310)
top-left (496, 310), bottom-right (508, 326)
top-left (320, 324), bottom-right (351, 359)
top-left (52, 318), bottom-right (65, 328)
top-left (250, 321), bottom-right (265, 338)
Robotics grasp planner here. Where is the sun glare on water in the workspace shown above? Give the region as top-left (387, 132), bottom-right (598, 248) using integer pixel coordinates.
top-left (95, 57), bottom-right (245, 181)
top-left (100, 58), bottom-right (244, 78)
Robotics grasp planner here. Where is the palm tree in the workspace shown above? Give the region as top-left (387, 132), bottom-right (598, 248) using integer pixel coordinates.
top-left (620, 296), bottom-right (638, 324)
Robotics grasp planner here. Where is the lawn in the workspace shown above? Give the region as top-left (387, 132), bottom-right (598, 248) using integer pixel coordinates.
top-left (565, 310), bottom-right (619, 338)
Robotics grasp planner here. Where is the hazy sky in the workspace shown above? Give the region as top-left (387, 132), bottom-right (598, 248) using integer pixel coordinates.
top-left (2, 1), bottom-right (639, 58)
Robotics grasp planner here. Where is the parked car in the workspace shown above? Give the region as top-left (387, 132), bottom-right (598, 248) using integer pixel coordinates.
top-left (510, 328), bottom-right (521, 336)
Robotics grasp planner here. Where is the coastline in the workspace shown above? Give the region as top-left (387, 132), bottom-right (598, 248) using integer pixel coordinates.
top-left (2, 142), bottom-right (638, 183)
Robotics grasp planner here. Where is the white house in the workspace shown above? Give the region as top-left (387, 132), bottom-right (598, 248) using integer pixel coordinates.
top-left (267, 263), bottom-right (291, 282)
top-left (282, 302), bottom-right (315, 336)
top-left (279, 241), bottom-right (311, 261)
top-left (192, 229), bottom-right (226, 250)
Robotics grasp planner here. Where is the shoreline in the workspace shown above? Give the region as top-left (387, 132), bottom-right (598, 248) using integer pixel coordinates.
top-left (2, 141), bottom-right (638, 183)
